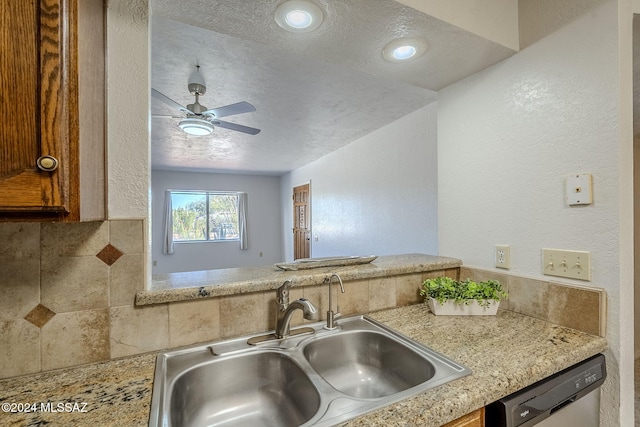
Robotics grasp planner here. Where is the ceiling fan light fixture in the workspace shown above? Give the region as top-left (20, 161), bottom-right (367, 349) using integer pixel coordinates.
top-left (275, 0), bottom-right (323, 33)
top-left (382, 37), bottom-right (428, 63)
top-left (178, 118), bottom-right (214, 136)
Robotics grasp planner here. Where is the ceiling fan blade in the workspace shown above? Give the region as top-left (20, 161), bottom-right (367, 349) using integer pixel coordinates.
top-left (152, 114), bottom-right (182, 118)
top-left (202, 101), bottom-right (256, 118)
top-left (151, 88), bottom-right (189, 113)
top-left (213, 120), bottom-right (261, 135)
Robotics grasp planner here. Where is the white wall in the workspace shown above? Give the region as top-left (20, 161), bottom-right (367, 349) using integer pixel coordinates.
top-left (151, 171), bottom-right (283, 274)
top-left (280, 103), bottom-right (439, 262)
top-left (618, 1), bottom-right (635, 422)
top-left (395, 0), bottom-right (519, 51)
top-left (106, 0), bottom-right (149, 219)
top-left (518, 0), bottom-right (610, 49)
top-left (438, 1), bottom-right (632, 424)
top-left (107, 2), bottom-right (634, 424)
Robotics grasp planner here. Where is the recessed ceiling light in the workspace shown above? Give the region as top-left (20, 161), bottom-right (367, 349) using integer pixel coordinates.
top-left (275, 0), bottom-right (323, 33)
top-left (382, 37), bottom-right (428, 63)
top-left (286, 10), bottom-right (312, 28)
top-left (178, 118), bottom-right (214, 136)
top-left (392, 45), bottom-right (417, 60)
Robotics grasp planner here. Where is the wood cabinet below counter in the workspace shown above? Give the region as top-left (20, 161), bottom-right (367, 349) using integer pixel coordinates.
top-left (0, 0), bottom-right (105, 222)
top-left (443, 408), bottom-right (485, 427)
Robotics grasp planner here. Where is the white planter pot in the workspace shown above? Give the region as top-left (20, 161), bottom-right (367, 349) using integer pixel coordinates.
top-left (427, 298), bottom-right (500, 316)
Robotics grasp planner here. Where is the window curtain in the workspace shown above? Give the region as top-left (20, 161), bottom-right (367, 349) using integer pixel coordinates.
top-left (163, 190), bottom-right (174, 255)
top-left (238, 192), bottom-right (248, 250)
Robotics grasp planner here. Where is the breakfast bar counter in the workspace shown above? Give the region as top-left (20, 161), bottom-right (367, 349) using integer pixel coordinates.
top-left (0, 305), bottom-right (607, 427)
top-left (137, 253), bottom-right (463, 305)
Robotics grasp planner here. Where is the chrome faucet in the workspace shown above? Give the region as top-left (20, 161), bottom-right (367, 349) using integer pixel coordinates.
top-left (324, 273), bottom-right (345, 330)
top-left (275, 280), bottom-right (318, 339)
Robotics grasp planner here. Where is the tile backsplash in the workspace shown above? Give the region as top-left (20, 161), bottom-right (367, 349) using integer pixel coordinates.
top-left (460, 266), bottom-right (606, 337)
top-left (0, 220), bottom-right (460, 379)
top-left (0, 221), bottom-right (606, 380)
top-left (1, 221), bottom-right (145, 378)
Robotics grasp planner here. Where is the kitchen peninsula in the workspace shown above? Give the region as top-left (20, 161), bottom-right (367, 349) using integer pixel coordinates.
top-left (137, 253), bottom-right (464, 305)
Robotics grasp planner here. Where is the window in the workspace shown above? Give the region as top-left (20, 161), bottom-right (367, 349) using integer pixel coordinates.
top-left (171, 191), bottom-right (240, 242)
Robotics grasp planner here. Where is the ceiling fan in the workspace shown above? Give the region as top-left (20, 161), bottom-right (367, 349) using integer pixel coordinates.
top-left (152, 66), bottom-right (261, 136)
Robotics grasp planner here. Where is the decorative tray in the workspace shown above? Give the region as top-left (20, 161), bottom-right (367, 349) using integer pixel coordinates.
top-left (275, 255), bottom-right (378, 271)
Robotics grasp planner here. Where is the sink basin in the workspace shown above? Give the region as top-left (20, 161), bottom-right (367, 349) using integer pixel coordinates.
top-left (149, 315), bottom-right (471, 427)
top-left (169, 351), bottom-right (320, 427)
top-left (303, 330), bottom-right (436, 398)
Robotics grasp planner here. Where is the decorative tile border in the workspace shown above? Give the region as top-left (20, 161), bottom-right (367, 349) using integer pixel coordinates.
top-left (24, 304), bottom-right (56, 328)
top-left (96, 243), bottom-right (124, 266)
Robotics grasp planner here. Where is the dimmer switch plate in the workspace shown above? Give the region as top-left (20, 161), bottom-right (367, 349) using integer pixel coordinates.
top-left (542, 248), bottom-right (591, 281)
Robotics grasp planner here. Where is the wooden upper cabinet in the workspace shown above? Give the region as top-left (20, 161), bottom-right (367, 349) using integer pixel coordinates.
top-left (0, 0), bottom-right (105, 221)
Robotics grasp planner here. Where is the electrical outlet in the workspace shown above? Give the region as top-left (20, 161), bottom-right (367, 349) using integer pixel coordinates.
top-left (495, 245), bottom-right (510, 269)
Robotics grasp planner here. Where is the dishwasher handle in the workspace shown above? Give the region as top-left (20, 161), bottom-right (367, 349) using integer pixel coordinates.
top-left (549, 394), bottom-right (577, 415)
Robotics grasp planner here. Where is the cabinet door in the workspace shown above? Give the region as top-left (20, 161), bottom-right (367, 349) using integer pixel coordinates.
top-left (0, 0), bottom-right (72, 216)
top-left (443, 407), bottom-right (485, 427)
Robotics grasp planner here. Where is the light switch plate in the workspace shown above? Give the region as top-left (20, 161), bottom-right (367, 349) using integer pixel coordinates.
top-left (542, 248), bottom-right (591, 281)
top-left (566, 173), bottom-right (593, 205)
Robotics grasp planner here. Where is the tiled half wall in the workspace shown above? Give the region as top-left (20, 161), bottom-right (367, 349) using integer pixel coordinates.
top-left (0, 220), bottom-right (606, 380)
top-left (0, 220), bottom-right (460, 379)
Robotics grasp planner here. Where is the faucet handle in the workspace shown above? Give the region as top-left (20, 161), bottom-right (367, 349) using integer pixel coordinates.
top-left (276, 279), bottom-right (292, 305)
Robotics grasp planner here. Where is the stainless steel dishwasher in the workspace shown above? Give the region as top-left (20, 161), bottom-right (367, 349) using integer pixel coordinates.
top-left (485, 354), bottom-right (606, 427)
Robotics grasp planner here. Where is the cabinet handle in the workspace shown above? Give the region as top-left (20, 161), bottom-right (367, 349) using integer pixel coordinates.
top-left (37, 155), bottom-right (59, 172)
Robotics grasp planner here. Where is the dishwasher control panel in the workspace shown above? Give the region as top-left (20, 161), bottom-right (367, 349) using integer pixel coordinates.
top-left (486, 354), bottom-right (606, 427)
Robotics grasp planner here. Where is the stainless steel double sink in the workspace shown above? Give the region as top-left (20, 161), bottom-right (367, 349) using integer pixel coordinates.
top-left (149, 315), bottom-right (471, 427)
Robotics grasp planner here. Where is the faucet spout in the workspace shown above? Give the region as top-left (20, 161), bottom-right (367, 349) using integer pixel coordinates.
top-left (325, 273), bottom-right (346, 330)
top-left (275, 298), bottom-right (318, 338)
top-left (247, 280), bottom-right (319, 345)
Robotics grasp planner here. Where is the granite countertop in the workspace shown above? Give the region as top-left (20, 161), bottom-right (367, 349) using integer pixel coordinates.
top-left (137, 254), bottom-right (463, 305)
top-left (0, 306), bottom-right (607, 427)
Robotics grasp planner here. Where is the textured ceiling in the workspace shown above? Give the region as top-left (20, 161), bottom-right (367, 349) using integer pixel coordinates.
top-left (150, 0), bottom-right (516, 175)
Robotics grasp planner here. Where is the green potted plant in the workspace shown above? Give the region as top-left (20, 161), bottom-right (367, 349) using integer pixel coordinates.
top-left (420, 277), bottom-right (507, 316)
